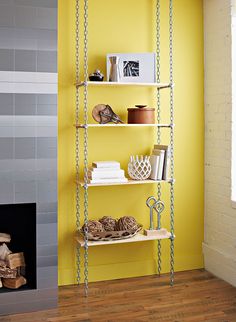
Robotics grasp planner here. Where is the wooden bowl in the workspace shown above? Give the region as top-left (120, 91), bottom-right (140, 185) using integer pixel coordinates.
top-left (127, 105), bottom-right (155, 124)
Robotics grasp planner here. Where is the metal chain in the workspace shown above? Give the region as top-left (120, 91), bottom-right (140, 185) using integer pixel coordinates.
top-left (75, 0), bottom-right (81, 285)
top-left (83, 0), bottom-right (89, 296)
top-left (169, 0), bottom-right (175, 286)
top-left (156, 0), bottom-right (161, 145)
top-left (156, 0), bottom-right (162, 277)
top-left (156, 0), bottom-right (161, 202)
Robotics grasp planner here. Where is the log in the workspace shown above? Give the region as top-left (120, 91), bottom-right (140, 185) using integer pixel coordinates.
top-left (0, 243), bottom-right (11, 261)
top-left (0, 233), bottom-right (11, 243)
top-left (0, 259), bottom-right (6, 267)
top-left (17, 266), bottom-right (26, 276)
top-left (0, 267), bottom-right (17, 278)
top-left (6, 252), bottom-right (25, 269)
top-left (2, 276), bottom-right (26, 289)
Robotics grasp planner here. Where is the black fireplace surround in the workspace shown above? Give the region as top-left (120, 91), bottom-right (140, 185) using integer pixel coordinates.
top-left (0, 202), bottom-right (57, 315)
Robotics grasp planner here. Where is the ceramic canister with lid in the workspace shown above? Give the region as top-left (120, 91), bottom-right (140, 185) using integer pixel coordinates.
top-left (127, 105), bottom-right (155, 124)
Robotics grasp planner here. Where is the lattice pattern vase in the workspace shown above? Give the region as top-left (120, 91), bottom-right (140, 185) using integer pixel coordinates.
top-left (128, 155), bottom-right (151, 180)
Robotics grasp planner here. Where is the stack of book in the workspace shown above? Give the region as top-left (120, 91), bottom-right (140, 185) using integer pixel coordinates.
top-left (149, 144), bottom-right (170, 181)
top-left (88, 161), bottom-right (128, 184)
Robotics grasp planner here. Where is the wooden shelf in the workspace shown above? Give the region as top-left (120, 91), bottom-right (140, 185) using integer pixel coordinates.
top-left (75, 123), bottom-right (173, 128)
top-left (76, 231), bottom-right (173, 248)
top-left (76, 81), bottom-right (171, 88)
top-left (77, 179), bottom-right (172, 187)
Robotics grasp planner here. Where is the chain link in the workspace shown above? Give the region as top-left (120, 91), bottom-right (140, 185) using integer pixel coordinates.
top-left (155, 0), bottom-right (162, 277)
top-left (169, 0), bottom-right (175, 286)
top-left (75, 0), bottom-right (81, 285)
top-left (83, 0), bottom-right (89, 296)
top-left (156, 0), bottom-right (161, 201)
top-left (156, 0), bottom-right (161, 146)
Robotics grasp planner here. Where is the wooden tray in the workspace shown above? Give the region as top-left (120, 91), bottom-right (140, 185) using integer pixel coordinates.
top-left (80, 226), bottom-right (142, 242)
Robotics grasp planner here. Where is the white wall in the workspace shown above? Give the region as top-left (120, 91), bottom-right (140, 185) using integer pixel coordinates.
top-left (232, 6), bottom-right (236, 203)
top-left (203, 0), bottom-right (236, 286)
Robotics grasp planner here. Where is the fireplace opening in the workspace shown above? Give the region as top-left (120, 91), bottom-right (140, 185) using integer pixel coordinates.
top-left (0, 203), bottom-right (37, 293)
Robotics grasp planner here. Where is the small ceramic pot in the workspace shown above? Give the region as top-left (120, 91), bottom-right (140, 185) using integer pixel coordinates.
top-left (89, 69), bottom-right (104, 81)
top-left (127, 105), bottom-right (155, 124)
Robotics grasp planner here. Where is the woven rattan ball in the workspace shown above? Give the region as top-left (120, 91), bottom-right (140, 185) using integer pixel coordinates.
top-left (82, 220), bottom-right (104, 233)
top-left (116, 216), bottom-right (139, 231)
top-left (99, 216), bottom-right (117, 231)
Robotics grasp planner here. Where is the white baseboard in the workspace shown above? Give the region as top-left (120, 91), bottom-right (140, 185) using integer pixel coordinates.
top-left (203, 242), bottom-right (236, 287)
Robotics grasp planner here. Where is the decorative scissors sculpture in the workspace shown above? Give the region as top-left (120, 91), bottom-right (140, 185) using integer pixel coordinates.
top-left (146, 196), bottom-right (165, 230)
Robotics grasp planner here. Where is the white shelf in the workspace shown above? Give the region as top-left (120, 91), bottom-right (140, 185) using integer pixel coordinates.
top-left (76, 81), bottom-right (171, 88)
top-left (75, 123), bottom-right (173, 128)
top-left (77, 179), bottom-right (172, 187)
top-left (76, 231), bottom-right (173, 248)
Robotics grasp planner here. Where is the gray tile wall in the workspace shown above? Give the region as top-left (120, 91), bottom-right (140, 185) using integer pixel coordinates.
top-left (0, 49), bottom-right (57, 72)
top-left (0, 0), bottom-right (58, 316)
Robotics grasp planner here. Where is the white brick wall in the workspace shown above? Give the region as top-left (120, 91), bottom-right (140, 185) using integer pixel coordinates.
top-left (232, 6), bottom-right (236, 202)
top-left (204, 0), bottom-right (236, 286)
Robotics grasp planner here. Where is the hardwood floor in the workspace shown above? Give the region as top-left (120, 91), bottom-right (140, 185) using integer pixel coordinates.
top-left (1, 269), bottom-right (236, 322)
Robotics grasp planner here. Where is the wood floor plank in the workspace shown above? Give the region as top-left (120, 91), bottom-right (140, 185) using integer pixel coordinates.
top-left (0, 270), bottom-right (236, 322)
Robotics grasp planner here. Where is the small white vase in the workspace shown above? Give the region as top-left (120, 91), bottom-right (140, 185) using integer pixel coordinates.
top-left (128, 155), bottom-right (151, 180)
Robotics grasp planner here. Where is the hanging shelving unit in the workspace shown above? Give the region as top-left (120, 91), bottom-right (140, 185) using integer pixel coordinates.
top-left (76, 231), bottom-right (172, 248)
top-left (75, 123), bottom-right (173, 128)
top-left (75, 0), bottom-right (175, 295)
top-left (77, 178), bottom-right (173, 188)
top-left (76, 81), bottom-right (171, 88)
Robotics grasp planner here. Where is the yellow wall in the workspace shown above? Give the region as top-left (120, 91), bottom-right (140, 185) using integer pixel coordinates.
top-left (58, 0), bottom-right (204, 285)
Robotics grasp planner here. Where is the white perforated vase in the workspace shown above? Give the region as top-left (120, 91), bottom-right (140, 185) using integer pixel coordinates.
top-left (128, 155), bottom-right (151, 180)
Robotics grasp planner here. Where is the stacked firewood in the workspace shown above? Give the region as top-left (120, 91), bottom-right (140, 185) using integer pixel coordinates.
top-left (0, 233), bottom-right (26, 289)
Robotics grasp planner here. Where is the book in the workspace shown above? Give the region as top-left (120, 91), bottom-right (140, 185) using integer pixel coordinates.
top-left (149, 155), bottom-right (160, 180)
top-left (92, 161), bottom-right (120, 169)
top-left (153, 144), bottom-right (170, 180)
top-left (89, 167), bottom-right (123, 173)
top-left (152, 149), bottom-right (165, 180)
top-left (88, 178), bottom-right (128, 184)
top-left (88, 169), bottom-right (125, 179)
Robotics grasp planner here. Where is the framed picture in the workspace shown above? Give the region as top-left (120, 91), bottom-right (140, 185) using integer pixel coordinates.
top-left (106, 53), bottom-right (156, 83)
